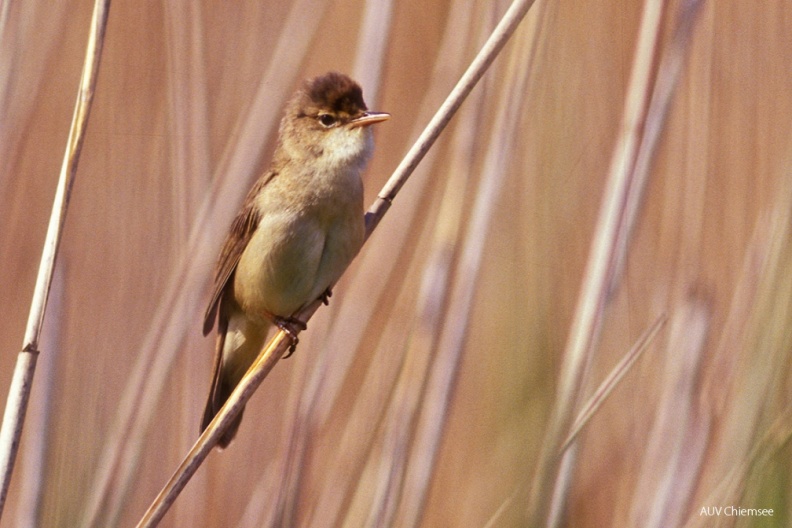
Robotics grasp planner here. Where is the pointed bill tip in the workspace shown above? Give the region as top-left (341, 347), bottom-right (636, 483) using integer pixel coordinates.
top-left (349, 112), bottom-right (391, 128)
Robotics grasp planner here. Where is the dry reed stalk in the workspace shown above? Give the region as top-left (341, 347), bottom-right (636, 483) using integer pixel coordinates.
top-left (339, 20), bottom-right (492, 527)
top-left (1, 2), bottom-right (789, 527)
top-left (560, 314), bottom-right (666, 453)
top-left (527, 0), bottom-right (668, 522)
top-left (14, 267), bottom-right (63, 527)
top-left (0, 3), bottom-right (70, 199)
top-left (281, 2), bottom-right (544, 525)
top-left (273, 2), bottom-right (481, 524)
top-left (78, 236), bottom-right (206, 528)
top-left (252, 1), bottom-right (528, 525)
top-left (391, 11), bottom-right (541, 526)
top-left (162, 5), bottom-right (212, 526)
top-left (136, 0), bottom-right (537, 525)
top-left (243, 2), bottom-right (401, 524)
top-left (240, 2), bottom-right (399, 523)
top-left (530, 0), bottom-right (706, 525)
top-left (79, 1), bottom-right (332, 525)
top-left (164, 1), bottom-right (212, 239)
top-left (483, 486), bottom-right (522, 528)
top-left (0, 0), bottom-right (111, 519)
top-left (681, 180), bottom-right (792, 527)
top-left (295, 0), bottom-right (479, 437)
top-left (352, 0), bottom-right (395, 103)
top-left (85, 4), bottom-right (215, 526)
top-left (365, 0), bottom-right (537, 235)
top-left (611, 0), bottom-right (708, 289)
top-left (0, 3), bottom-right (8, 43)
top-left (628, 300), bottom-right (711, 528)
top-left (136, 331), bottom-right (296, 528)
top-left (236, 460), bottom-right (286, 528)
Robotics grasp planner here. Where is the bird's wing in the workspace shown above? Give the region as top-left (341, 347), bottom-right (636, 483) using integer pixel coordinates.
top-left (202, 172), bottom-right (275, 336)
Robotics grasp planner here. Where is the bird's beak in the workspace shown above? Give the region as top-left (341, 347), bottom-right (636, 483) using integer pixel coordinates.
top-left (349, 112), bottom-right (390, 128)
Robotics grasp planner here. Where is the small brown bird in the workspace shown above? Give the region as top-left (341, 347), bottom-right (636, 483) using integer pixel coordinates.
top-left (201, 72), bottom-right (389, 447)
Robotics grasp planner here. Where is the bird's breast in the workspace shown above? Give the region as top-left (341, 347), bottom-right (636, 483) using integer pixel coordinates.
top-left (233, 166), bottom-right (364, 319)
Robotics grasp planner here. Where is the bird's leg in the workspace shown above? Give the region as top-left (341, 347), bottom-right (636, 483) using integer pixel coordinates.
top-left (319, 287), bottom-right (333, 306)
top-left (273, 315), bottom-right (307, 359)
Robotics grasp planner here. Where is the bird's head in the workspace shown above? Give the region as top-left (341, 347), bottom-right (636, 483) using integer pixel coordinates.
top-left (278, 72), bottom-right (389, 170)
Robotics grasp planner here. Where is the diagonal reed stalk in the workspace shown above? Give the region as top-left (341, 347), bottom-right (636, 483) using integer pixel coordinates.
top-left (1, 2), bottom-right (789, 526)
top-left (135, 0), bottom-right (538, 526)
top-left (264, 3), bottom-right (484, 525)
top-left (388, 9), bottom-right (544, 525)
top-left (78, 2), bottom-right (334, 525)
top-left (340, 12), bottom-right (497, 527)
top-left (0, 0), bottom-right (111, 520)
top-left (560, 314), bottom-right (667, 454)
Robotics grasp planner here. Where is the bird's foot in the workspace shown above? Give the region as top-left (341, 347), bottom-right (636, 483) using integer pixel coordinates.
top-left (319, 287), bottom-right (333, 306)
top-left (273, 316), bottom-right (307, 359)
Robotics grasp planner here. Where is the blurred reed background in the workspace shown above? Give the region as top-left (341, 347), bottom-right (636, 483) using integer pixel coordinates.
top-left (1, 0), bottom-right (792, 526)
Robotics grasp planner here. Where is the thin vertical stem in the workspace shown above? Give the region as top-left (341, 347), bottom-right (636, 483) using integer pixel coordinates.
top-left (529, 0), bottom-right (706, 525)
top-left (528, 0), bottom-right (668, 523)
top-left (0, 0), bottom-right (111, 518)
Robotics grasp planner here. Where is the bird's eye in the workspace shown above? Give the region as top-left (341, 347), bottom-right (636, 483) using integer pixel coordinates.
top-left (317, 114), bottom-right (337, 128)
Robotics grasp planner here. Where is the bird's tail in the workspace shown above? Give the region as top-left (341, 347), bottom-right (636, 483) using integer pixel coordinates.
top-left (201, 313), bottom-right (270, 448)
top-left (201, 324), bottom-right (247, 448)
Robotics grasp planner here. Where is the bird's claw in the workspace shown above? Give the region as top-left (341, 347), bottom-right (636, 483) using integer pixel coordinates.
top-left (273, 316), bottom-right (306, 359)
top-left (319, 288), bottom-right (333, 306)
